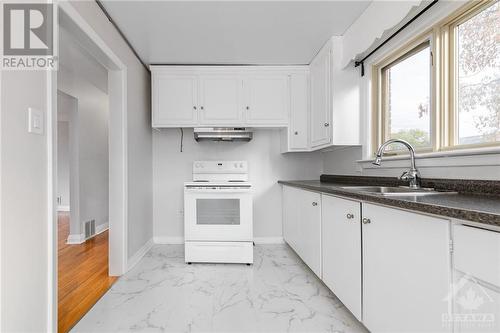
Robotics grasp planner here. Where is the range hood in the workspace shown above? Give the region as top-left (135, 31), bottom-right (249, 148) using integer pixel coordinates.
top-left (194, 127), bottom-right (253, 142)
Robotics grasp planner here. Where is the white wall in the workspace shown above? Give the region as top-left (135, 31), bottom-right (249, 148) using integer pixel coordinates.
top-left (58, 91), bottom-right (81, 238)
top-left (1, 69), bottom-right (50, 332)
top-left (67, 0), bottom-right (153, 259)
top-left (153, 129), bottom-right (323, 241)
top-left (58, 63), bottom-right (109, 234)
top-left (331, 37), bottom-right (360, 146)
top-left (341, 0), bottom-right (423, 67)
top-left (0, 1), bottom-right (153, 330)
top-left (323, 147), bottom-right (363, 176)
top-left (57, 121), bottom-right (70, 209)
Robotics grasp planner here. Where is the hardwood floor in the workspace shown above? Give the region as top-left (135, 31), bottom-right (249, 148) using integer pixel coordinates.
top-left (58, 212), bottom-right (117, 333)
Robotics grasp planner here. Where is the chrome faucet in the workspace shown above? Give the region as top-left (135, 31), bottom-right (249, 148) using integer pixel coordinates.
top-left (373, 139), bottom-right (421, 189)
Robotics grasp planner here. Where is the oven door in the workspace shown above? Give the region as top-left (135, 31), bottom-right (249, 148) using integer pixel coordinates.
top-left (184, 187), bottom-right (253, 242)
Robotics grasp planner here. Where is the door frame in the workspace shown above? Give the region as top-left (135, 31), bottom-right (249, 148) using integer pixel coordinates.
top-left (48, 2), bottom-right (128, 331)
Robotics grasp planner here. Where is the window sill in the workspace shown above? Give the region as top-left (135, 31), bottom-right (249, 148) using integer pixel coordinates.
top-left (357, 146), bottom-right (500, 168)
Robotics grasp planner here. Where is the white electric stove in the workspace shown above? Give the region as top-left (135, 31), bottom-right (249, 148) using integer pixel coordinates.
top-left (184, 161), bottom-right (253, 264)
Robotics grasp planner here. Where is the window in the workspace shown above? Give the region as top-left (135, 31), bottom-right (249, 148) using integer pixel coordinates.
top-left (381, 41), bottom-right (432, 151)
top-left (451, 0), bottom-right (499, 146)
top-left (373, 0), bottom-right (499, 154)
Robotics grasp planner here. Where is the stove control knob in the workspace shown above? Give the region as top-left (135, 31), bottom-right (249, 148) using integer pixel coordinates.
top-left (234, 163), bottom-right (238, 168)
top-left (239, 163), bottom-right (244, 168)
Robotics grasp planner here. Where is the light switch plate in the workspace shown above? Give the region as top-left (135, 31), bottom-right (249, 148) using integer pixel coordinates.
top-left (28, 107), bottom-right (44, 135)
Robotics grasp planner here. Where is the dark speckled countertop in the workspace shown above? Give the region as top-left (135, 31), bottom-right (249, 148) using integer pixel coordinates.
top-left (278, 175), bottom-right (500, 228)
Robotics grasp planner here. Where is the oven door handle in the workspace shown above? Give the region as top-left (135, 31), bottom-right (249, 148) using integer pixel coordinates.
top-left (184, 188), bottom-right (252, 193)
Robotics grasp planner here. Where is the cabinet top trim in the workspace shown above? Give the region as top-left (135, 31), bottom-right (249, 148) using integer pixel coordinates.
top-left (150, 65), bottom-right (309, 73)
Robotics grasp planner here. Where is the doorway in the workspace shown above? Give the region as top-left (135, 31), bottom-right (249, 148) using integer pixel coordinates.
top-left (51, 3), bottom-right (129, 332)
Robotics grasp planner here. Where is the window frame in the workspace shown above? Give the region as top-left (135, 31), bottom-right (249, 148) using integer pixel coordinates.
top-left (372, 0), bottom-right (499, 156)
top-left (372, 33), bottom-right (436, 155)
top-left (442, 0), bottom-right (499, 150)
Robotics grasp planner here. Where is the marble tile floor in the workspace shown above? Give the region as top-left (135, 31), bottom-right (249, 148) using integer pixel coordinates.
top-left (72, 244), bottom-right (367, 333)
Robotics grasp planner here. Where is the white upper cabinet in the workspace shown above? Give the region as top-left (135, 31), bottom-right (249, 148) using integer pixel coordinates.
top-left (199, 75), bottom-right (243, 125)
top-left (151, 66), bottom-right (296, 128)
top-left (151, 51), bottom-right (360, 149)
top-left (281, 73), bottom-right (309, 152)
top-left (152, 73), bottom-right (198, 126)
top-left (310, 41), bottom-right (332, 148)
top-left (362, 203), bottom-right (451, 333)
top-left (243, 75), bottom-right (289, 126)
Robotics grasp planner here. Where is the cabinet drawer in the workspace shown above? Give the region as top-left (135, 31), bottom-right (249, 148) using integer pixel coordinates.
top-left (454, 225), bottom-right (500, 287)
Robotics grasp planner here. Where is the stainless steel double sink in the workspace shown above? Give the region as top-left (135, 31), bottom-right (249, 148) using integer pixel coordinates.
top-left (341, 186), bottom-right (457, 197)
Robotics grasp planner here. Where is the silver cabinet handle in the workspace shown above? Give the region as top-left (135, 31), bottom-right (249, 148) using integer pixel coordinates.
top-left (312, 202), bottom-right (318, 206)
top-left (362, 218), bottom-right (371, 224)
top-left (346, 213), bottom-right (354, 219)
top-left (324, 122), bottom-right (330, 127)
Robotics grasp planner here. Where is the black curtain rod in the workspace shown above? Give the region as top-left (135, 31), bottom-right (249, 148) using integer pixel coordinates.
top-left (95, 0), bottom-right (150, 72)
top-left (354, 0), bottom-right (439, 76)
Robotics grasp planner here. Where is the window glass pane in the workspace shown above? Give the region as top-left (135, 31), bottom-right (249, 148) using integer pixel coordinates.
top-left (384, 44), bottom-right (431, 150)
top-left (457, 1), bottom-right (499, 145)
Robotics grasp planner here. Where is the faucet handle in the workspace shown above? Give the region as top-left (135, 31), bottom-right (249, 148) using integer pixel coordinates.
top-left (400, 171), bottom-right (411, 180)
top-left (400, 170), bottom-right (421, 189)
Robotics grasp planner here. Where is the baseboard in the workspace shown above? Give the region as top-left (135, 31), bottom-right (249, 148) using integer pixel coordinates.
top-left (57, 205), bottom-right (70, 212)
top-left (95, 222), bottom-right (109, 235)
top-left (153, 236), bottom-right (284, 245)
top-left (253, 237), bottom-right (284, 244)
top-left (66, 233), bottom-right (85, 244)
top-left (127, 238), bottom-right (154, 271)
top-left (66, 223), bottom-right (108, 245)
top-left (153, 236), bottom-right (184, 244)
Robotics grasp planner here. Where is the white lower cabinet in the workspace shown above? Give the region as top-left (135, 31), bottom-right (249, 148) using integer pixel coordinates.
top-left (321, 195), bottom-right (362, 320)
top-left (283, 185), bottom-right (300, 253)
top-left (452, 224), bottom-right (500, 333)
top-left (282, 186), bottom-right (460, 333)
top-left (282, 185), bottom-right (321, 277)
top-left (362, 203), bottom-right (451, 332)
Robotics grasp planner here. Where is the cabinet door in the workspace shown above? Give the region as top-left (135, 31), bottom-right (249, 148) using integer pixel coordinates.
top-left (199, 75), bottom-right (242, 125)
top-left (244, 75), bottom-right (289, 125)
top-left (453, 271), bottom-right (500, 333)
top-left (362, 203), bottom-right (451, 332)
top-left (282, 186), bottom-right (300, 253)
top-left (321, 195), bottom-right (362, 320)
top-left (153, 74), bottom-right (198, 126)
top-left (289, 73), bottom-right (309, 150)
top-left (310, 47), bottom-right (331, 148)
top-left (297, 190), bottom-right (322, 277)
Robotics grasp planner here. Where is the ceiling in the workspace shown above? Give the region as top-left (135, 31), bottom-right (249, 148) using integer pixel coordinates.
top-left (101, 1), bottom-right (371, 65)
